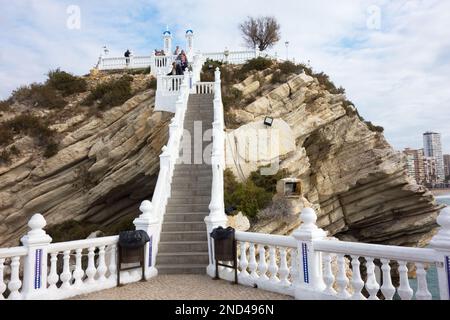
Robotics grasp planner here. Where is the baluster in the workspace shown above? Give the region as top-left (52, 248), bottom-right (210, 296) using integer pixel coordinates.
top-left (350, 256), bottom-right (366, 300)
top-left (322, 253), bottom-right (336, 295)
top-left (0, 258), bottom-right (6, 299)
top-left (290, 249), bottom-right (299, 285)
top-left (8, 257), bottom-right (22, 300)
top-left (397, 261), bottom-right (413, 300)
top-left (97, 246), bottom-right (107, 281)
top-left (72, 249), bottom-right (84, 287)
top-left (336, 254), bottom-right (351, 298)
top-left (415, 263), bottom-right (432, 300)
top-left (248, 243), bottom-right (258, 280)
top-left (239, 242), bottom-right (249, 277)
top-left (365, 257), bottom-right (380, 300)
top-left (60, 250), bottom-right (72, 289)
top-left (47, 253), bottom-right (58, 290)
top-left (278, 248), bottom-right (290, 287)
top-left (108, 244), bottom-right (117, 279)
top-left (380, 259), bottom-right (395, 300)
top-left (86, 246), bottom-right (97, 284)
top-left (258, 245), bottom-right (268, 281)
top-left (268, 246), bottom-right (279, 283)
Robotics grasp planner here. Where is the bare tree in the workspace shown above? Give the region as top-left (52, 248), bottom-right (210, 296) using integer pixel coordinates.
top-left (239, 16), bottom-right (281, 51)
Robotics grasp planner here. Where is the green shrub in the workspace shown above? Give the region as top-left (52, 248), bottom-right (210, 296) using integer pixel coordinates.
top-left (201, 59), bottom-right (224, 82)
top-left (278, 61), bottom-right (303, 75)
top-left (365, 121), bottom-right (384, 133)
top-left (230, 181), bottom-right (272, 219)
top-left (249, 167), bottom-right (289, 194)
top-left (83, 75), bottom-right (133, 109)
top-left (47, 69), bottom-right (87, 96)
top-left (2, 114), bottom-right (58, 152)
top-left (128, 67), bottom-right (150, 75)
top-left (222, 87), bottom-right (243, 111)
top-left (11, 83), bottom-right (66, 109)
top-left (9, 145), bottom-right (20, 156)
top-left (0, 126), bottom-right (13, 147)
top-left (236, 57), bottom-right (273, 81)
top-left (0, 149), bottom-right (11, 164)
top-left (271, 70), bottom-right (285, 84)
top-left (44, 142), bottom-right (59, 158)
top-left (0, 100), bottom-right (10, 112)
top-left (148, 77), bottom-right (157, 90)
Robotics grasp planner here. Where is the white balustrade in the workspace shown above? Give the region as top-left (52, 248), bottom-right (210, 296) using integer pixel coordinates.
top-left (335, 254), bottom-right (351, 298)
top-left (195, 82), bottom-right (214, 94)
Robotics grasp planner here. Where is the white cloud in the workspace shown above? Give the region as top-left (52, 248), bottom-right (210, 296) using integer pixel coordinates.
top-left (0, 0), bottom-right (449, 153)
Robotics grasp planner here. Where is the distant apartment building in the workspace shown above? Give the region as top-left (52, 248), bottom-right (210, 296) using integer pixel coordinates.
top-left (403, 148), bottom-right (425, 184)
top-left (444, 154), bottom-right (450, 181)
top-left (423, 132), bottom-right (445, 183)
top-left (424, 157), bottom-right (438, 185)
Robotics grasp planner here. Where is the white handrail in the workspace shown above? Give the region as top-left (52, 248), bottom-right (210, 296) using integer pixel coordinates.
top-left (235, 231), bottom-right (297, 248)
top-left (314, 239), bottom-right (438, 263)
top-left (48, 236), bottom-right (119, 254)
top-left (0, 246), bottom-right (27, 259)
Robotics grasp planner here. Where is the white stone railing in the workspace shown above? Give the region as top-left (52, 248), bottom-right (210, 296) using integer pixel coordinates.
top-left (98, 55), bottom-right (153, 71)
top-left (211, 207), bottom-right (450, 300)
top-left (195, 82), bottom-right (214, 94)
top-left (203, 49), bottom-right (260, 64)
top-left (205, 68), bottom-right (228, 276)
top-left (0, 212), bottom-right (154, 300)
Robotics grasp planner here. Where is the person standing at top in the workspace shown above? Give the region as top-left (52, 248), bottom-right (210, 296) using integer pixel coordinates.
top-left (174, 46), bottom-right (180, 56)
top-left (124, 49), bottom-right (131, 65)
top-left (180, 50), bottom-right (189, 73)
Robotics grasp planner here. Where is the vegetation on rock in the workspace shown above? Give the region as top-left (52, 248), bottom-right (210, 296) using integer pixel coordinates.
top-left (83, 75), bottom-right (133, 109)
top-left (47, 69), bottom-right (88, 96)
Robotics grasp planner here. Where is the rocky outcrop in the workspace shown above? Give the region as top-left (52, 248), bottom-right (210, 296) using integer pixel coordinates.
top-left (0, 78), bottom-right (171, 246)
top-left (227, 70), bottom-right (442, 247)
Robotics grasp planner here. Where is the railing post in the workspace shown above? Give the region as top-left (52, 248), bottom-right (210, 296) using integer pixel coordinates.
top-left (20, 214), bottom-right (52, 300)
top-left (134, 201), bottom-right (159, 279)
top-left (150, 51), bottom-right (156, 76)
top-left (430, 207), bottom-right (450, 300)
top-left (292, 208), bottom-right (327, 300)
top-left (205, 66), bottom-right (227, 277)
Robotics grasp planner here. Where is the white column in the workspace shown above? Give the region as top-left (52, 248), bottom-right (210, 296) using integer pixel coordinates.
top-left (20, 214), bottom-right (52, 300)
top-left (205, 67), bottom-right (227, 278)
top-left (292, 208), bottom-right (327, 300)
top-left (430, 207), bottom-right (450, 300)
top-left (186, 29), bottom-right (194, 59)
top-left (134, 200), bottom-right (160, 279)
top-left (163, 30), bottom-right (172, 56)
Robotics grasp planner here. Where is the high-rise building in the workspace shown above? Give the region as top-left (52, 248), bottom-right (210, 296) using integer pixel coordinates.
top-left (424, 157), bottom-right (438, 186)
top-left (403, 148), bottom-right (425, 184)
top-left (444, 154), bottom-right (450, 181)
top-left (423, 132), bottom-right (445, 183)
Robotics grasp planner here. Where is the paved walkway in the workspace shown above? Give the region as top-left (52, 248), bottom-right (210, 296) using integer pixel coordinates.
top-left (72, 275), bottom-right (293, 300)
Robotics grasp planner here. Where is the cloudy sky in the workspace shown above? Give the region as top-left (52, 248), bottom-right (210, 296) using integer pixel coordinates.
top-left (0, 0), bottom-right (449, 153)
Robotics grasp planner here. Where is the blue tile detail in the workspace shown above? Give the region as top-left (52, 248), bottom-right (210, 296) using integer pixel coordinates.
top-left (302, 243), bottom-right (309, 284)
top-left (446, 256), bottom-right (450, 298)
top-left (148, 236), bottom-right (153, 267)
top-left (34, 249), bottom-right (42, 289)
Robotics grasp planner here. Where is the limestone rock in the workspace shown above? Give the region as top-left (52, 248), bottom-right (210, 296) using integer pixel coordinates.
top-left (227, 212), bottom-right (250, 231)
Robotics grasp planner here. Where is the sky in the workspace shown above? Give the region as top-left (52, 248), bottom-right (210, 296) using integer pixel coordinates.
top-left (0, 0), bottom-right (449, 153)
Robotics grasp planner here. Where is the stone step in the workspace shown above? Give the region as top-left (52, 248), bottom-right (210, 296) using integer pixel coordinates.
top-left (164, 212), bottom-right (209, 222)
top-left (159, 231), bottom-right (207, 242)
top-left (166, 204), bottom-right (210, 213)
top-left (170, 189), bottom-right (211, 197)
top-left (167, 196), bottom-right (211, 205)
top-left (156, 264), bottom-right (206, 275)
top-left (174, 164), bottom-right (212, 170)
top-left (158, 241), bottom-right (208, 253)
top-left (162, 221), bottom-right (207, 232)
top-left (156, 252), bottom-right (209, 265)
top-left (172, 175), bottom-right (212, 182)
top-left (171, 185), bottom-right (211, 192)
top-left (172, 169), bottom-right (212, 176)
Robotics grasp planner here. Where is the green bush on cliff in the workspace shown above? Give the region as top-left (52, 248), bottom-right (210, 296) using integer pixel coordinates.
top-left (11, 83), bottom-right (67, 109)
top-left (47, 69), bottom-right (87, 96)
top-left (0, 100), bottom-right (10, 112)
top-left (83, 75), bottom-right (133, 109)
top-left (249, 166), bottom-right (289, 193)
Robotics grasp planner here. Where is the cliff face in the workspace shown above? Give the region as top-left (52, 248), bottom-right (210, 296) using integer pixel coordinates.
top-left (226, 69), bottom-right (441, 247)
top-left (0, 63), bottom-right (441, 248)
top-left (0, 73), bottom-right (171, 246)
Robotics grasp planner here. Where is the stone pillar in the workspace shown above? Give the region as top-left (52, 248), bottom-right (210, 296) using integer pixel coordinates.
top-left (430, 207), bottom-right (450, 300)
top-left (20, 214), bottom-right (52, 300)
top-left (134, 201), bottom-right (159, 279)
top-left (292, 208), bottom-right (327, 300)
top-left (186, 29), bottom-right (194, 58)
top-left (163, 29), bottom-right (172, 56)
